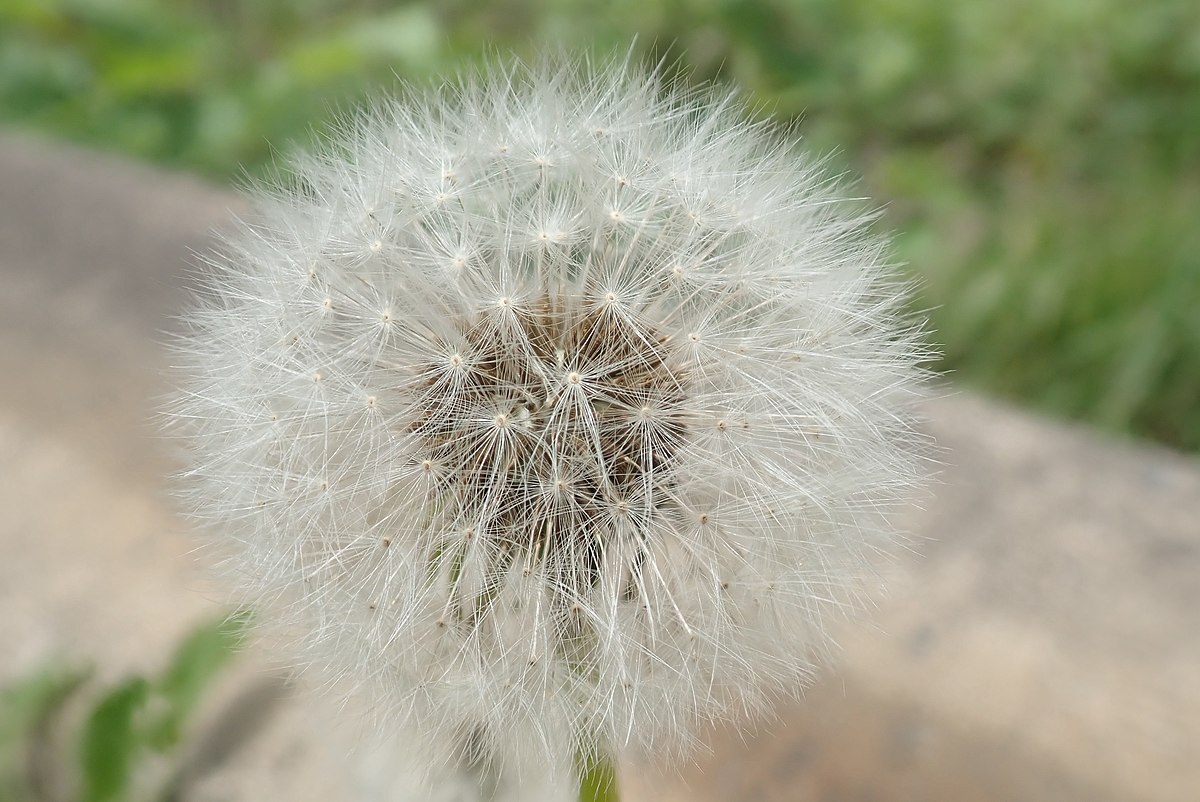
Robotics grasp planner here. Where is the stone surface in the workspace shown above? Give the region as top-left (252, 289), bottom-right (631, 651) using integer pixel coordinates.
top-left (2, 131), bottom-right (1197, 801)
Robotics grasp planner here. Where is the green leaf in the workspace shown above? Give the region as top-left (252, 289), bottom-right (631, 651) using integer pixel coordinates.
top-left (0, 666), bottom-right (90, 800)
top-left (0, 665), bottom-right (89, 747)
top-left (145, 612), bottom-right (251, 751)
top-left (81, 677), bottom-right (150, 802)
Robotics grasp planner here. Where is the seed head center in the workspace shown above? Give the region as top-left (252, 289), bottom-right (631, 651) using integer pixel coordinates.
top-left (411, 294), bottom-right (687, 561)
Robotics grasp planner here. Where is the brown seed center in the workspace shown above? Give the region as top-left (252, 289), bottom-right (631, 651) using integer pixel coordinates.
top-left (410, 295), bottom-right (688, 566)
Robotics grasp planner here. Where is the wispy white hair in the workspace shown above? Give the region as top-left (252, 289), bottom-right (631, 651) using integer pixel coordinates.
top-left (170, 48), bottom-right (931, 790)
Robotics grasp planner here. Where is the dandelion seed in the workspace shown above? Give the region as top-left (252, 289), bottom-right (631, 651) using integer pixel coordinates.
top-left (170, 49), bottom-right (931, 793)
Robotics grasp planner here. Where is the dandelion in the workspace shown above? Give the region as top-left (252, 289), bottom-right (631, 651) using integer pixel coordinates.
top-left (171, 50), bottom-right (930, 799)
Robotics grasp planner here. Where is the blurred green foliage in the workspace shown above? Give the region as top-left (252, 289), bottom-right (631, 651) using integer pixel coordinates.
top-left (0, 613), bottom-right (249, 802)
top-left (1, 0), bottom-right (1197, 449)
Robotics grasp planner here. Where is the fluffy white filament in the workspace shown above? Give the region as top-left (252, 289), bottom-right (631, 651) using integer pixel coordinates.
top-left (171, 51), bottom-right (930, 786)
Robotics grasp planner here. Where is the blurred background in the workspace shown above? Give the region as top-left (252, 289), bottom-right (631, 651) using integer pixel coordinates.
top-left (2, 0), bottom-right (1198, 450)
top-left (1, 2), bottom-right (1198, 801)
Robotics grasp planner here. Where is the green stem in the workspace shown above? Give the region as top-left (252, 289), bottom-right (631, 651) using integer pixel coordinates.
top-left (577, 754), bottom-right (619, 802)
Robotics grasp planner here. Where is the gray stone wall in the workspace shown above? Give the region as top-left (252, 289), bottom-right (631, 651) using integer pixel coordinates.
top-left (2, 132), bottom-right (1196, 802)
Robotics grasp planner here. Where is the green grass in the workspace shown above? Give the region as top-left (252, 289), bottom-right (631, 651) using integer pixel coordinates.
top-left (2, 0), bottom-right (1197, 450)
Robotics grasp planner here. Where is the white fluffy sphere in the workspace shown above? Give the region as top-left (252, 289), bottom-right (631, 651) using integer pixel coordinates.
top-left (172, 51), bottom-right (930, 786)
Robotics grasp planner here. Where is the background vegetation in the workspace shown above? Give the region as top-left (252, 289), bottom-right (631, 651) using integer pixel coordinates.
top-left (1, 615), bottom-right (249, 802)
top-left (2, 0), bottom-right (1197, 449)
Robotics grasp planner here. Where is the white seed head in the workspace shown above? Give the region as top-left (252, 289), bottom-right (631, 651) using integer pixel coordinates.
top-left (170, 50), bottom-right (931, 784)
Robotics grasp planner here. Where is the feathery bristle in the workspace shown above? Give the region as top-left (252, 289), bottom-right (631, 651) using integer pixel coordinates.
top-left (168, 49), bottom-right (932, 789)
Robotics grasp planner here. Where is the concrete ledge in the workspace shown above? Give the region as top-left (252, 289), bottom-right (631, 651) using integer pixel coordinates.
top-left (2, 132), bottom-right (1197, 801)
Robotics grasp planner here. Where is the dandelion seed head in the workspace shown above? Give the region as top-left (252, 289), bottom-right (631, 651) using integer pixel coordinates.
top-left (171, 49), bottom-right (932, 784)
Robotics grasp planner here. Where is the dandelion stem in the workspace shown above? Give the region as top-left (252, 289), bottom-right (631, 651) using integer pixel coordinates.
top-left (577, 754), bottom-right (619, 802)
